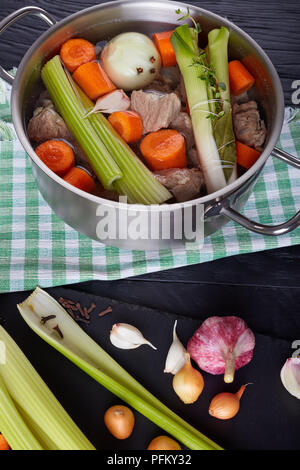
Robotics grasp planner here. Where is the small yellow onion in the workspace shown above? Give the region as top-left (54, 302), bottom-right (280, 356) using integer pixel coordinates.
top-left (104, 405), bottom-right (135, 439)
top-left (147, 435), bottom-right (181, 450)
top-left (209, 384), bottom-right (249, 420)
top-left (172, 353), bottom-right (204, 404)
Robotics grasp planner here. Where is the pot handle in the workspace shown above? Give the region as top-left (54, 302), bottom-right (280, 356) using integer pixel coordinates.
top-left (0, 6), bottom-right (56, 85)
top-left (214, 147), bottom-right (300, 236)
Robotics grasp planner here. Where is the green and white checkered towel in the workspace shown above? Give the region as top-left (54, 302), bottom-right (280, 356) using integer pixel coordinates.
top-left (0, 76), bottom-right (300, 293)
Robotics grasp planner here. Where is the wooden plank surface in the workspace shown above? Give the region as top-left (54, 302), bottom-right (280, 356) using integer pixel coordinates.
top-left (1, 0), bottom-right (299, 104)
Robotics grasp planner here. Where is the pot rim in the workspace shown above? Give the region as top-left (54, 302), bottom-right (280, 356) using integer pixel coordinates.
top-left (11, 0), bottom-right (285, 212)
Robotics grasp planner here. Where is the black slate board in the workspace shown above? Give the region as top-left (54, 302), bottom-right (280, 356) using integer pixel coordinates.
top-left (1, 287), bottom-right (299, 450)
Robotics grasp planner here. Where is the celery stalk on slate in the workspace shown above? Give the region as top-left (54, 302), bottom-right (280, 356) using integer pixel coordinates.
top-left (0, 373), bottom-right (42, 450)
top-left (208, 27), bottom-right (236, 182)
top-left (18, 287), bottom-right (223, 451)
top-left (0, 325), bottom-right (95, 450)
top-left (171, 24), bottom-right (226, 194)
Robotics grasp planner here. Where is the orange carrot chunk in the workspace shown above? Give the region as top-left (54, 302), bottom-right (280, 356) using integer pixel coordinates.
top-left (153, 30), bottom-right (177, 67)
top-left (73, 62), bottom-right (116, 101)
top-left (236, 141), bottom-right (261, 170)
top-left (228, 60), bottom-right (255, 96)
top-left (35, 140), bottom-right (75, 177)
top-left (63, 167), bottom-right (96, 193)
top-left (108, 111), bottom-right (143, 144)
top-left (0, 434), bottom-right (10, 451)
top-left (140, 129), bottom-right (187, 171)
top-left (60, 38), bottom-right (96, 73)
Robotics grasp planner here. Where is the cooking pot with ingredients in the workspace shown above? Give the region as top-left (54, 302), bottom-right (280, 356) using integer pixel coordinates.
top-left (1, 1), bottom-right (299, 249)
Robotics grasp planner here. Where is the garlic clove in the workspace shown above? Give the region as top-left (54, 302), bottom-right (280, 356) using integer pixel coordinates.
top-left (84, 89), bottom-right (130, 117)
top-left (164, 320), bottom-right (186, 374)
top-left (110, 323), bottom-right (157, 350)
top-left (280, 358), bottom-right (300, 399)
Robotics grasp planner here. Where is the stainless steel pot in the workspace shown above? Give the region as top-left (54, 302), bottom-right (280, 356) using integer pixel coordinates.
top-left (1, 1), bottom-right (299, 250)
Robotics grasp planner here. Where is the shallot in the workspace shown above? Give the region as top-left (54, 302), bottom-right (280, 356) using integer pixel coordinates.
top-left (209, 384), bottom-right (249, 420)
top-left (172, 353), bottom-right (204, 404)
top-left (147, 435), bottom-right (181, 450)
top-left (104, 405), bottom-right (135, 439)
top-left (188, 316), bottom-right (255, 383)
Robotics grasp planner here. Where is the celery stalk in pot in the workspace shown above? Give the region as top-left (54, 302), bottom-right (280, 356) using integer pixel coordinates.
top-left (171, 24), bottom-right (226, 194)
top-left (208, 27), bottom-right (237, 182)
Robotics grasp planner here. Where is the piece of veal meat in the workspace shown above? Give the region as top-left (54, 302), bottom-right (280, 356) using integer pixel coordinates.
top-left (170, 112), bottom-right (195, 150)
top-left (28, 106), bottom-right (73, 143)
top-left (28, 99), bottom-right (93, 171)
top-left (232, 101), bottom-right (267, 148)
top-left (154, 168), bottom-right (204, 202)
top-left (131, 90), bottom-right (181, 134)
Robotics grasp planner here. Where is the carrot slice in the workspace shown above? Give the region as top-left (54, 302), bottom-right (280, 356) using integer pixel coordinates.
top-left (153, 30), bottom-right (177, 67)
top-left (60, 38), bottom-right (96, 73)
top-left (73, 62), bottom-right (116, 101)
top-left (140, 129), bottom-right (187, 171)
top-left (63, 167), bottom-right (96, 193)
top-left (0, 434), bottom-right (10, 451)
top-left (228, 60), bottom-right (255, 96)
top-left (236, 141), bottom-right (261, 170)
top-left (108, 111), bottom-right (143, 143)
top-left (35, 140), bottom-right (75, 177)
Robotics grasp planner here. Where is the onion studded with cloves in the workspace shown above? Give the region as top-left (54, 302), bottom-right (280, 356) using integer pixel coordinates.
top-left (101, 32), bottom-right (161, 90)
top-left (172, 353), bottom-right (204, 404)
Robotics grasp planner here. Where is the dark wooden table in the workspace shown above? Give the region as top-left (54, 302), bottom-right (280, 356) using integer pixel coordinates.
top-left (1, 0), bottom-right (300, 452)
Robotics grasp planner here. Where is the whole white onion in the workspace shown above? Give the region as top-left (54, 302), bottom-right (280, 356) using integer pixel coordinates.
top-left (101, 32), bottom-right (161, 91)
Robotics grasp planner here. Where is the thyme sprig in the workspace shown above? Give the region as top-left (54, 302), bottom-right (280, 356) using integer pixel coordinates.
top-left (175, 7), bottom-right (201, 34)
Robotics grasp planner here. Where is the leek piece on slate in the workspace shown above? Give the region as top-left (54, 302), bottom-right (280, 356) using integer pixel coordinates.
top-left (171, 24), bottom-right (226, 193)
top-left (208, 27), bottom-right (236, 182)
top-left (0, 325), bottom-right (95, 450)
top-left (17, 288), bottom-right (223, 451)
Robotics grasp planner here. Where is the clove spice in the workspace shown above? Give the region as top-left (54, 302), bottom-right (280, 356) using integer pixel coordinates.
top-left (40, 315), bottom-right (56, 325)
